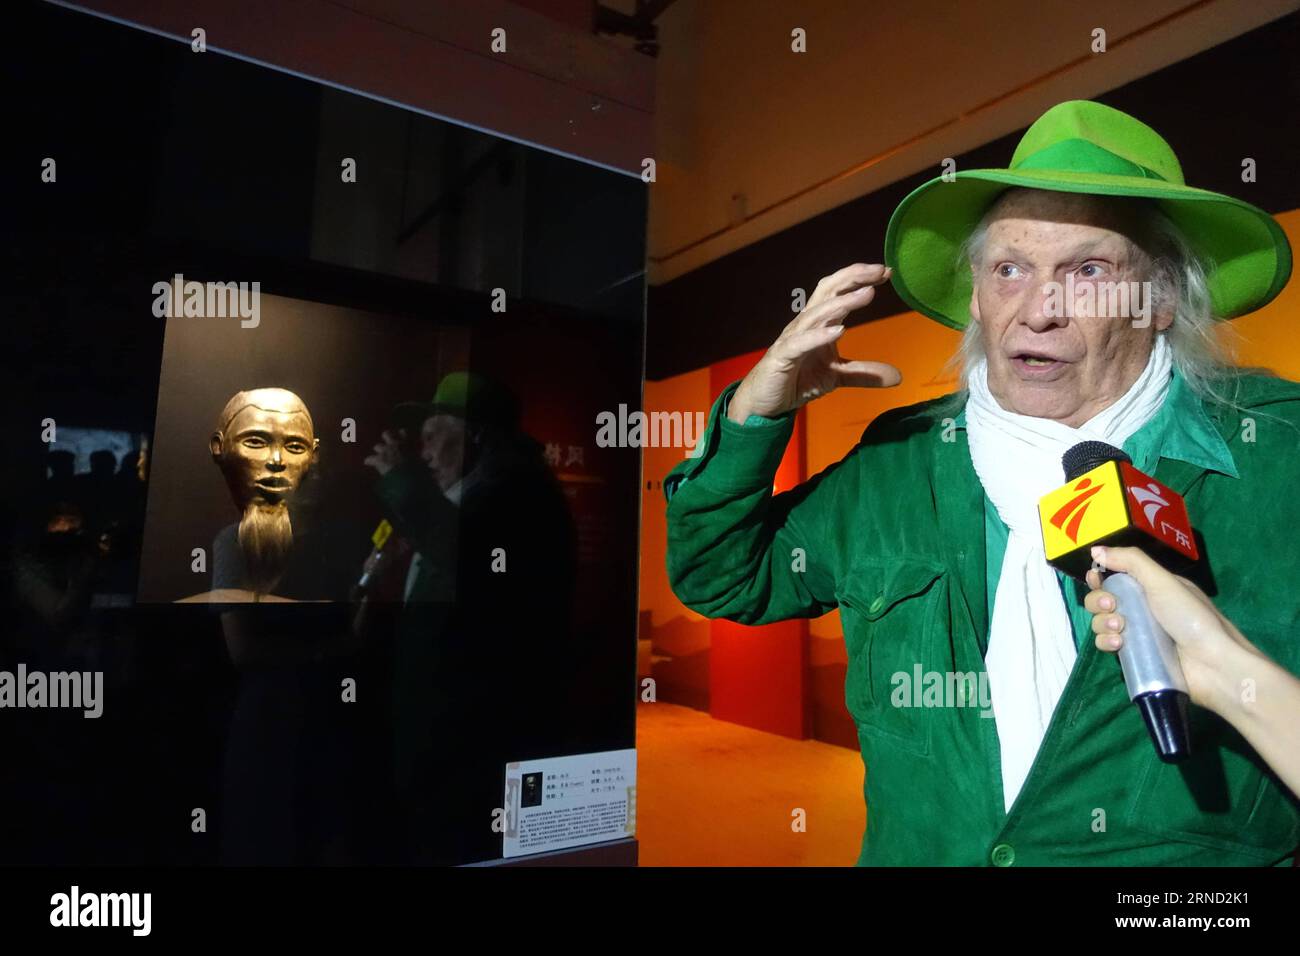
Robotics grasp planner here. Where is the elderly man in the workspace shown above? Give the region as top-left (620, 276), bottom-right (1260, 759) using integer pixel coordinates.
top-left (664, 100), bottom-right (1299, 866)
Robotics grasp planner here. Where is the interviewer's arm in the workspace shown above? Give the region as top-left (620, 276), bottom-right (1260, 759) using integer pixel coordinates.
top-left (1086, 544), bottom-right (1300, 798)
top-left (1201, 640), bottom-right (1300, 800)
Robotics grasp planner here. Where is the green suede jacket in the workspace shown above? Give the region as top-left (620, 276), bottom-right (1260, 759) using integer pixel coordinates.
top-left (664, 371), bottom-right (1300, 866)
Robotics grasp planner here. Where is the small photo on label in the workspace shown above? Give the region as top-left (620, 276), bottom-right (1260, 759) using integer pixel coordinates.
top-left (521, 772), bottom-right (544, 808)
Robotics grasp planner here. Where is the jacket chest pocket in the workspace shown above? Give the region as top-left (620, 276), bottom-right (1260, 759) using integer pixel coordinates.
top-left (837, 559), bottom-right (946, 757)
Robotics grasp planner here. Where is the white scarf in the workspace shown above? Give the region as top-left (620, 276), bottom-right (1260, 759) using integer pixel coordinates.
top-left (966, 334), bottom-right (1172, 813)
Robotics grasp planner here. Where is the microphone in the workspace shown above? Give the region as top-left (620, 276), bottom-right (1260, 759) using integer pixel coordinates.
top-left (1037, 441), bottom-right (1197, 762)
top-left (357, 518), bottom-right (394, 591)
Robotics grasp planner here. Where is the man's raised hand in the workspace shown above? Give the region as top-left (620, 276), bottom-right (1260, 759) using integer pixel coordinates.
top-left (727, 263), bottom-right (902, 424)
top-left (363, 429), bottom-right (405, 477)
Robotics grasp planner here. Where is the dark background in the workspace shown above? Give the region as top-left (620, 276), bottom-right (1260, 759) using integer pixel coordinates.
top-left (0, 0), bottom-right (645, 866)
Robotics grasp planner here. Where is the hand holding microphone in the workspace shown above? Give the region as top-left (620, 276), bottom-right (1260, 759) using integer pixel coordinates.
top-left (1086, 544), bottom-right (1300, 800)
top-left (1084, 544), bottom-right (1257, 715)
top-left (1039, 441), bottom-right (1202, 761)
top-left (357, 518), bottom-right (394, 592)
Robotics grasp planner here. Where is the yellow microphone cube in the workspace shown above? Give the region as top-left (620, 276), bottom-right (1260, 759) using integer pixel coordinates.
top-left (1038, 460), bottom-right (1129, 563)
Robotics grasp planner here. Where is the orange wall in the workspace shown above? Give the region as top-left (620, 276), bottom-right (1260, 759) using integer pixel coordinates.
top-left (640, 367), bottom-right (710, 635)
top-left (639, 368), bottom-right (713, 709)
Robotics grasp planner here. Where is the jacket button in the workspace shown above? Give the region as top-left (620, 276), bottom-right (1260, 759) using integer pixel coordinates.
top-left (869, 595), bottom-right (885, 614)
top-left (990, 843), bottom-right (1015, 867)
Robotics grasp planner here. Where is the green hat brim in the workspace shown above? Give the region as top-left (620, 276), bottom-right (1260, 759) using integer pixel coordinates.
top-left (884, 169), bottom-right (1293, 330)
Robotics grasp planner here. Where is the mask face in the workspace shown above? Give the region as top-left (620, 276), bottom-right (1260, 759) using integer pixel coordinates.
top-left (211, 390), bottom-right (318, 510)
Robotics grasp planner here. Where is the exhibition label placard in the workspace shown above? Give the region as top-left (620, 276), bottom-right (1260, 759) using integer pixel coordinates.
top-left (503, 749), bottom-right (637, 858)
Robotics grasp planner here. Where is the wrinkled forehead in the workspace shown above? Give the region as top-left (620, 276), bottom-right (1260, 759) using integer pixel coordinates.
top-left (226, 404), bottom-right (315, 441)
top-left (421, 413), bottom-right (466, 440)
top-left (984, 188), bottom-right (1150, 248)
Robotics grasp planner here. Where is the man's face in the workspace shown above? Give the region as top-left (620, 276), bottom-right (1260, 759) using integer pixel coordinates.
top-left (970, 190), bottom-right (1174, 428)
top-left (421, 413), bottom-right (467, 492)
top-left (217, 405), bottom-right (316, 507)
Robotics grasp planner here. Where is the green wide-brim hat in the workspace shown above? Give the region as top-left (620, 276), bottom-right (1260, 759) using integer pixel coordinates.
top-left (392, 371), bottom-right (519, 430)
top-left (883, 100), bottom-right (1293, 330)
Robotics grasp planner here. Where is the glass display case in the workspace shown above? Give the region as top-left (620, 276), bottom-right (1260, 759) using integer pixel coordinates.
top-left (0, 0), bottom-right (645, 866)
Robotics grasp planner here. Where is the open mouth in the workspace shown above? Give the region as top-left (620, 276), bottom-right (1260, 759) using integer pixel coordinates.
top-left (1009, 351), bottom-right (1069, 376)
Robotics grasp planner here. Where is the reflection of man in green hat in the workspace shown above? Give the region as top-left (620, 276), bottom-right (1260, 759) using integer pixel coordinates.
top-left (364, 371), bottom-right (527, 603)
top-left (665, 100), bottom-right (1300, 866)
top-left (384, 372), bottom-right (521, 510)
top-left (361, 369), bottom-right (576, 863)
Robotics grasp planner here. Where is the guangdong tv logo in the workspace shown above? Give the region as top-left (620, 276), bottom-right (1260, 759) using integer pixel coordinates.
top-left (1041, 464), bottom-right (1195, 561)
top-left (1048, 476), bottom-right (1106, 544)
top-left (1128, 482), bottom-right (1170, 526)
